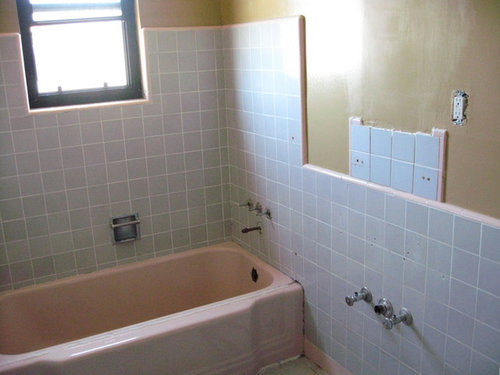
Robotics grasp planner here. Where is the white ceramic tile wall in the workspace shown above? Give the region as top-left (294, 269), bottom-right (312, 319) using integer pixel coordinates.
top-left (0, 30), bottom-right (231, 290)
top-left (392, 131), bottom-right (415, 163)
top-left (350, 124), bottom-right (444, 200)
top-left (224, 17), bottom-right (500, 375)
top-left (1, 18), bottom-right (499, 375)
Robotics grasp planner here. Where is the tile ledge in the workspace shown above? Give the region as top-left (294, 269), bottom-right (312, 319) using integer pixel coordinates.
top-left (304, 163), bottom-right (500, 229)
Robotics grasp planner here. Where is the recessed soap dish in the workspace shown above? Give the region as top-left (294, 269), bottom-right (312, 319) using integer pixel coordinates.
top-left (111, 213), bottom-right (140, 244)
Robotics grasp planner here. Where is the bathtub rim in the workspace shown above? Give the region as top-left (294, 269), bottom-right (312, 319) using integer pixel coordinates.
top-left (0, 241), bottom-right (299, 370)
top-left (0, 241), bottom-right (291, 301)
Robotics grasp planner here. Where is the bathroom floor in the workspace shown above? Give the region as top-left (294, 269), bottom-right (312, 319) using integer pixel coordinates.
top-left (257, 356), bottom-right (330, 375)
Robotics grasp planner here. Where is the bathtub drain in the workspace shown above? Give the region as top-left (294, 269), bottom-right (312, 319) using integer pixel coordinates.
top-left (251, 268), bottom-right (259, 282)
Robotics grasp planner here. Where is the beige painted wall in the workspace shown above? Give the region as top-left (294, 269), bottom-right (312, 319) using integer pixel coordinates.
top-left (1, 0), bottom-right (499, 218)
top-left (137, 0), bottom-right (221, 28)
top-left (0, 0), bottom-right (19, 34)
top-left (220, 0), bottom-right (500, 218)
top-left (0, 0), bottom-right (222, 33)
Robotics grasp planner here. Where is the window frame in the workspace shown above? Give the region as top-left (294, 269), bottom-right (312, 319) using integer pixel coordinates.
top-left (16, 0), bottom-right (144, 109)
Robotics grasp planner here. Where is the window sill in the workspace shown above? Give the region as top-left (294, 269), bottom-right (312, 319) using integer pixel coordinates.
top-left (26, 96), bottom-right (150, 115)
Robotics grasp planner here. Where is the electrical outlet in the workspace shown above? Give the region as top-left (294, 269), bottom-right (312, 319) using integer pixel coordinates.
top-left (453, 96), bottom-right (464, 119)
top-left (452, 90), bottom-right (468, 126)
top-left (413, 166), bottom-right (438, 200)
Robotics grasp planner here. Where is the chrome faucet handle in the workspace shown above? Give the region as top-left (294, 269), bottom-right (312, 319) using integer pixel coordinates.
top-left (345, 287), bottom-right (372, 306)
top-left (256, 208), bottom-right (272, 219)
top-left (374, 297), bottom-right (394, 317)
top-left (249, 202), bottom-right (262, 213)
top-left (239, 199), bottom-right (253, 209)
top-left (382, 308), bottom-right (413, 330)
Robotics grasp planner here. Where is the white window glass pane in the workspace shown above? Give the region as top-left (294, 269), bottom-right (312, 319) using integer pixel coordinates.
top-left (32, 9), bottom-right (122, 22)
top-left (31, 21), bottom-right (128, 93)
top-left (31, 0), bottom-right (121, 22)
top-left (30, 0), bottom-right (120, 3)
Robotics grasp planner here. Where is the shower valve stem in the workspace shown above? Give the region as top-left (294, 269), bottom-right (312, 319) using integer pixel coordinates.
top-left (382, 308), bottom-right (413, 330)
top-left (256, 208), bottom-right (272, 220)
top-left (374, 298), bottom-right (394, 317)
top-left (345, 287), bottom-right (372, 306)
top-left (249, 202), bottom-right (263, 214)
top-left (239, 199), bottom-right (253, 209)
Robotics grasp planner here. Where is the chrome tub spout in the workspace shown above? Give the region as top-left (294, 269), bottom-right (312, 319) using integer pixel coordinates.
top-left (241, 226), bottom-right (262, 234)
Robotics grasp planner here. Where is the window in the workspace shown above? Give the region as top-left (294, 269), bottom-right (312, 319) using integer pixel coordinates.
top-left (16, 0), bottom-right (143, 109)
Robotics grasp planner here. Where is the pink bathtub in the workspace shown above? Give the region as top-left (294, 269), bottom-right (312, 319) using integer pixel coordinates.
top-left (0, 242), bottom-right (303, 374)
